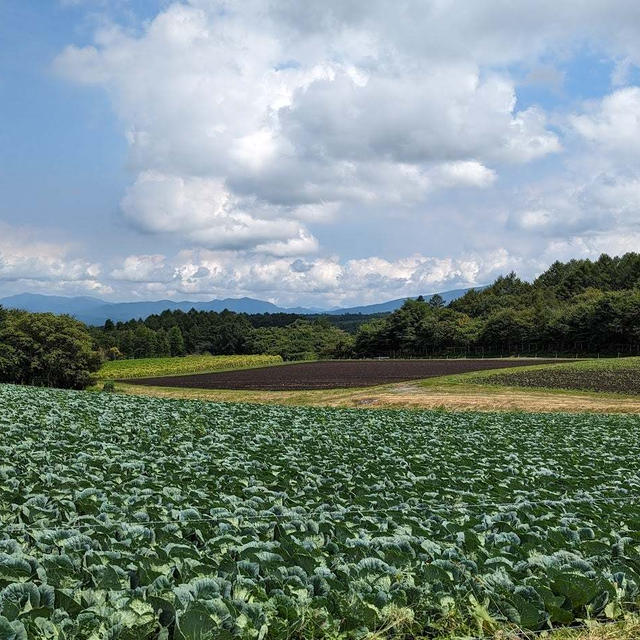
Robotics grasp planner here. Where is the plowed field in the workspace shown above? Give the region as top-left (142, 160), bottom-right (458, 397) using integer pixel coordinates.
top-left (126, 358), bottom-right (567, 390)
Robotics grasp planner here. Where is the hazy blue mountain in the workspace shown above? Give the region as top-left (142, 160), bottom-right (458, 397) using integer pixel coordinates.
top-left (0, 288), bottom-right (477, 325)
top-left (326, 288), bottom-right (480, 314)
top-left (0, 293), bottom-right (322, 324)
top-left (0, 294), bottom-right (108, 318)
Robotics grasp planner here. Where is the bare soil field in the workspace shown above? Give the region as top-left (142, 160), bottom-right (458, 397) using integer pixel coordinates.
top-left (126, 358), bottom-right (568, 390)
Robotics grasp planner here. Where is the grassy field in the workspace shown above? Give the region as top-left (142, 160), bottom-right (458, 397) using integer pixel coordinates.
top-left (116, 378), bottom-right (640, 413)
top-left (467, 357), bottom-right (640, 395)
top-left (113, 357), bottom-right (640, 413)
top-left (550, 618), bottom-right (640, 639)
top-left (2, 383), bottom-right (640, 638)
top-left (99, 353), bottom-right (283, 379)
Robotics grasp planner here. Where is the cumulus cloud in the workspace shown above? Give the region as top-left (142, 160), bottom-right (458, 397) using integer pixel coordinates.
top-left (54, 1), bottom-right (562, 256)
top-left (39, 1), bottom-right (640, 305)
top-left (429, 162), bottom-right (497, 189)
top-left (279, 68), bottom-right (558, 165)
top-left (121, 172), bottom-right (230, 235)
top-left (120, 171), bottom-right (314, 254)
top-left (0, 224), bottom-right (109, 295)
top-left (501, 84), bottom-right (640, 249)
top-left (109, 254), bottom-right (175, 283)
top-left (106, 248), bottom-right (521, 307)
top-left (508, 172), bottom-right (640, 240)
top-left (571, 87), bottom-right (640, 156)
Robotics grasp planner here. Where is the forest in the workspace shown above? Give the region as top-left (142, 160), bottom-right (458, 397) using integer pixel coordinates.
top-left (91, 252), bottom-right (640, 360)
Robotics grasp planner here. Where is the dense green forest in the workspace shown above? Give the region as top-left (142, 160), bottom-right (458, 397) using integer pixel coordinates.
top-left (355, 253), bottom-right (640, 357)
top-left (91, 252), bottom-right (640, 360)
top-left (92, 312), bottom-right (356, 362)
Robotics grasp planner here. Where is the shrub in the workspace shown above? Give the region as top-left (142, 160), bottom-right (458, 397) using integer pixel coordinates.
top-left (284, 350), bottom-right (317, 361)
top-left (0, 309), bottom-right (101, 389)
top-left (106, 346), bottom-right (123, 361)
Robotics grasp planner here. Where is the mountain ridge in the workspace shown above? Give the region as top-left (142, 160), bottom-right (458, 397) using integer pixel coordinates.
top-left (0, 288), bottom-right (479, 325)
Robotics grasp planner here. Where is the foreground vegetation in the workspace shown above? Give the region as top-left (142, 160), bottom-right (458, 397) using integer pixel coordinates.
top-left (99, 354), bottom-right (283, 380)
top-left (2, 384), bottom-right (640, 638)
top-left (474, 357), bottom-right (640, 395)
top-left (550, 617), bottom-right (640, 639)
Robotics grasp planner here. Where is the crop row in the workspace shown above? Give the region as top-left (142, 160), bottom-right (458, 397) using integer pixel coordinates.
top-left (99, 354), bottom-right (283, 380)
top-left (1, 385), bottom-right (640, 638)
top-left (478, 358), bottom-right (640, 395)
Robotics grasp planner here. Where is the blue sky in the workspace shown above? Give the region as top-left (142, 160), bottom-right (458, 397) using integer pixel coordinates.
top-left (1, 1), bottom-right (640, 307)
top-left (0, 2), bottom-right (149, 255)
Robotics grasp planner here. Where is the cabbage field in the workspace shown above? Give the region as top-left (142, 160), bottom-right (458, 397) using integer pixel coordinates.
top-left (1, 384), bottom-right (640, 639)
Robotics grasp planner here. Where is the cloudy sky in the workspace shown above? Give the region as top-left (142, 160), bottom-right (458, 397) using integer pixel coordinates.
top-left (2, 1), bottom-right (640, 307)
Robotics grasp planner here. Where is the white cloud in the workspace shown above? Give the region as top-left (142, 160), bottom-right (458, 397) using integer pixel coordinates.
top-left (591, 175), bottom-right (640, 211)
top-left (430, 162), bottom-right (497, 189)
top-left (106, 247), bottom-right (521, 307)
top-left (508, 172), bottom-right (640, 239)
top-left (503, 86), bottom-right (640, 245)
top-left (110, 254), bottom-right (174, 283)
top-left (500, 107), bottom-right (561, 163)
top-left (279, 68), bottom-right (558, 166)
top-left (42, 1), bottom-right (640, 306)
top-left (54, 1), bottom-right (561, 256)
top-left (120, 171), bottom-right (316, 255)
top-left (538, 230), bottom-right (640, 267)
top-left (514, 209), bottom-right (556, 232)
top-left (291, 202), bottom-right (340, 222)
top-left (0, 224), bottom-right (109, 295)
top-left (121, 172), bottom-right (230, 235)
top-left (611, 58), bottom-right (633, 87)
top-left (572, 87), bottom-right (640, 156)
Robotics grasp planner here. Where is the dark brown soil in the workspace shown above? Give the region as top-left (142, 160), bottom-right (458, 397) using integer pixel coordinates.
top-left (126, 359), bottom-right (569, 391)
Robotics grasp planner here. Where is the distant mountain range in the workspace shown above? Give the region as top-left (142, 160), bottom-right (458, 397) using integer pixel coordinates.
top-left (323, 288), bottom-right (474, 314)
top-left (0, 288), bottom-right (479, 326)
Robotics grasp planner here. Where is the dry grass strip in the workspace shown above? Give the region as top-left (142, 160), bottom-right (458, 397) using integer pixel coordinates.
top-left (115, 381), bottom-right (640, 413)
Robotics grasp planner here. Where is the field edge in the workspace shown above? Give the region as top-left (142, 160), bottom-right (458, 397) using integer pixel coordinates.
top-left (112, 378), bottom-right (640, 413)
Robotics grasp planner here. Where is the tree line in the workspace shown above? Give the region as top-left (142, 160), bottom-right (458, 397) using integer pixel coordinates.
top-left (0, 252), bottom-right (639, 389)
top-left (92, 312), bottom-right (354, 362)
top-left (355, 253), bottom-right (640, 357)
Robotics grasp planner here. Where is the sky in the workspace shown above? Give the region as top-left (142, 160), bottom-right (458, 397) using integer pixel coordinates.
top-left (1, 1), bottom-right (640, 307)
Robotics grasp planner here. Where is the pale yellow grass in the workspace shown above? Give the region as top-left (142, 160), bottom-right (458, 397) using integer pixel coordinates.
top-left (435, 617), bottom-right (640, 639)
top-left (114, 380), bottom-right (640, 413)
top-left (541, 617), bottom-right (640, 639)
